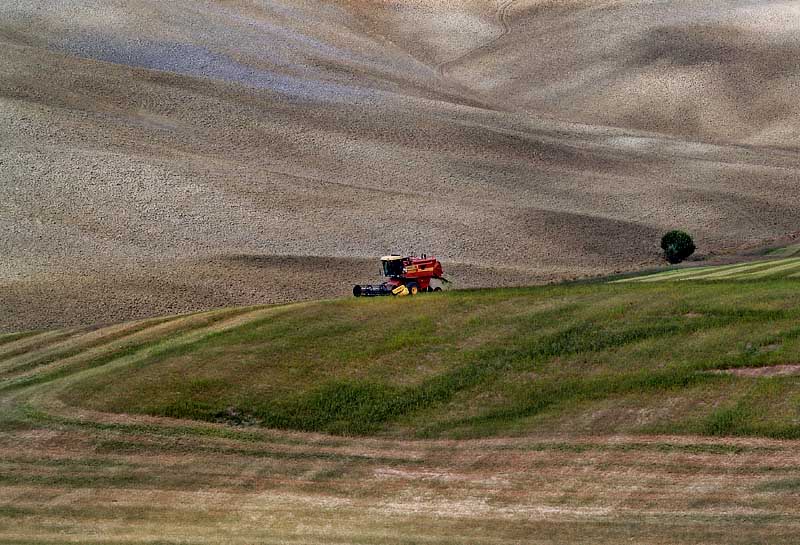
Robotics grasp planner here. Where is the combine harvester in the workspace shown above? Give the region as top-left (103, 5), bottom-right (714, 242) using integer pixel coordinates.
top-left (353, 255), bottom-right (447, 297)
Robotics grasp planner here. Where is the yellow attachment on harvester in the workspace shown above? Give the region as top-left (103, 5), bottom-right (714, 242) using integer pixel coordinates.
top-left (392, 285), bottom-right (409, 296)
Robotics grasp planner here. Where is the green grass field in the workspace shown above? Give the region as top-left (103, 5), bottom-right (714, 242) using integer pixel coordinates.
top-left (4, 263), bottom-right (800, 543)
top-left (614, 256), bottom-right (800, 283)
top-left (767, 243), bottom-right (800, 258)
top-left (12, 276), bottom-right (800, 440)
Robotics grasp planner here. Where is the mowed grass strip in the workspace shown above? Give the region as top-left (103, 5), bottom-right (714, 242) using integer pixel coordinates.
top-left (731, 258), bottom-right (800, 279)
top-left (0, 329), bottom-right (83, 363)
top-left (50, 279), bottom-right (800, 439)
top-left (682, 259), bottom-right (794, 280)
top-left (0, 331), bottom-right (42, 348)
top-left (613, 263), bottom-right (741, 283)
top-left (615, 257), bottom-right (800, 283)
top-left (0, 315), bottom-right (181, 379)
top-left (0, 308), bottom-right (261, 393)
top-left (613, 265), bottom-right (719, 283)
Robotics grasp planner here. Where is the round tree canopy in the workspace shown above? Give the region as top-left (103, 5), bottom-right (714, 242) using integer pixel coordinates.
top-left (661, 230), bottom-right (696, 264)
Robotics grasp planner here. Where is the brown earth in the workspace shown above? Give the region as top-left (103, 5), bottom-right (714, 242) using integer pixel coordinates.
top-left (714, 364), bottom-right (800, 378)
top-left (3, 0), bottom-right (800, 331)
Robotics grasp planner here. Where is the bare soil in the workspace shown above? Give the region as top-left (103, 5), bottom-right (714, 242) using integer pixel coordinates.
top-left (3, 0), bottom-right (800, 331)
top-left (714, 365), bottom-right (800, 378)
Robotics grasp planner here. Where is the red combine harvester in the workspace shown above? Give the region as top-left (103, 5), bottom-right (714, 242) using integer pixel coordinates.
top-left (353, 255), bottom-right (447, 297)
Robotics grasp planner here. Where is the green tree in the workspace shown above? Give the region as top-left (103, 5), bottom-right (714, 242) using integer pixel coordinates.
top-left (661, 230), bottom-right (696, 264)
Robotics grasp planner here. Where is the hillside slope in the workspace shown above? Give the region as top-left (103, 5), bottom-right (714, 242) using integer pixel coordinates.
top-left (4, 276), bottom-right (800, 542)
top-left (3, 0), bottom-right (800, 331)
top-left (5, 272), bottom-right (800, 440)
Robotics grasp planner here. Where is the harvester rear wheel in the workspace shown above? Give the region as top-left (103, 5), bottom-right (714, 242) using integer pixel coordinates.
top-left (434, 287), bottom-right (442, 292)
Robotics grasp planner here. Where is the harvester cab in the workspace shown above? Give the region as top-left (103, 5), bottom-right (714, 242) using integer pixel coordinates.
top-left (353, 255), bottom-right (447, 297)
top-left (381, 256), bottom-right (404, 278)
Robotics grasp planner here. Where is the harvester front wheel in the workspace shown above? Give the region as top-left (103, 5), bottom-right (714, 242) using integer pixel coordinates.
top-left (407, 283), bottom-right (419, 296)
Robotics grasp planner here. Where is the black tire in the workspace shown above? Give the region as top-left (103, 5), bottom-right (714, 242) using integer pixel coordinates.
top-left (353, 285), bottom-right (362, 297)
top-left (407, 282), bottom-right (419, 296)
top-left (433, 287), bottom-right (442, 292)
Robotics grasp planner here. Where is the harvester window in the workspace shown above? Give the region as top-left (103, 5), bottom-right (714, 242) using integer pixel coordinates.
top-left (382, 260), bottom-right (403, 277)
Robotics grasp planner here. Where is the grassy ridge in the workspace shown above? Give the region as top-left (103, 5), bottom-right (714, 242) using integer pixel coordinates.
top-left (59, 279), bottom-right (800, 439)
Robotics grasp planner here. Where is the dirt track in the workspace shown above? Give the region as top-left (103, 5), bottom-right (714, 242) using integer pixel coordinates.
top-left (3, 0), bottom-right (800, 331)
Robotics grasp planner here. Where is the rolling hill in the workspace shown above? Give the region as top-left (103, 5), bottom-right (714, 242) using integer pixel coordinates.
top-left (3, 0), bottom-right (800, 332)
top-left (5, 1), bottom-right (800, 542)
top-left (5, 264), bottom-right (800, 439)
top-left (3, 268), bottom-right (800, 542)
